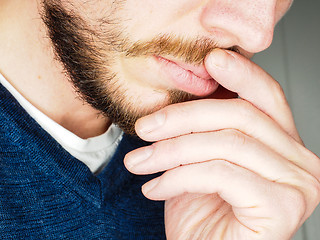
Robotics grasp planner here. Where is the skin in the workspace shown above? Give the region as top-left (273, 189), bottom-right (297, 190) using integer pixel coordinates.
top-left (125, 49), bottom-right (320, 239)
top-left (0, 0), bottom-right (291, 137)
top-left (1, 0), bottom-right (320, 239)
top-left (0, 0), bottom-right (110, 138)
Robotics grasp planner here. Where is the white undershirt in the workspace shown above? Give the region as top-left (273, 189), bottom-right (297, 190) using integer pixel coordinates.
top-left (0, 73), bottom-right (123, 174)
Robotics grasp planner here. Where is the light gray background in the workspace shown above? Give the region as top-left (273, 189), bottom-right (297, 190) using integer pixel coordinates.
top-left (252, 0), bottom-right (320, 239)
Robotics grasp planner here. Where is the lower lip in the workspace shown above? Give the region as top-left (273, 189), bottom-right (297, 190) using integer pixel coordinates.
top-left (154, 56), bottom-right (219, 96)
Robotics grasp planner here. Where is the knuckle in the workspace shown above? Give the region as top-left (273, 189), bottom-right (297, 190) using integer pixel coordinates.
top-left (305, 150), bottom-right (320, 181)
top-left (233, 99), bottom-right (257, 125)
top-left (304, 174), bottom-right (320, 208)
top-left (285, 169), bottom-right (320, 219)
top-left (274, 185), bottom-right (306, 228)
top-left (281, 186), bottom-right (306, 228)
top-left (209, 159), bottom-right (226, 172)
top-left (221, 128), bottom-right (248, 148)
top-left (291, 188), bottom-right (307, 213)
top-left (270, 80), bottom-right (288, 106)
top-left (291, 154), bottom-right (320, 208)
top-left (207, 159), bottom-right (237, 179)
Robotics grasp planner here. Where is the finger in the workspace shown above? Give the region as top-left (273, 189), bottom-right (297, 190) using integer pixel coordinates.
top-left (143, 160), bottom-right (273, 202)
top-left (125, 129), bottom-right (320, 193)
top-left (142, 160), bottom-right (306, 233)
top-left (205, 49), bottom-right (300, 142)
top-left (126, 129), bottom-right (295, 177)
top-left (135, 99), bottom-right (305, 167)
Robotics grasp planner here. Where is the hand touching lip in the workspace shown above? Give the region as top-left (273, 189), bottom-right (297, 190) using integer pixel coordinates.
top-left (125, 49), bottom-right (320, 240)
top-left (163, 56), bottom-right (212, 80)
top-left (154, 55), bottom-right (219, 97)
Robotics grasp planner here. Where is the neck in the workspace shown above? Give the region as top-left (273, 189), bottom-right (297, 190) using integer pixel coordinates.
top-left (0, 0), bottom-right (111, 139)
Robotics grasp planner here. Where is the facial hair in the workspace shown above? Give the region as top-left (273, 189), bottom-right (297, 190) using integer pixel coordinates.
top-left (41, 0), bottom-right (224, 135)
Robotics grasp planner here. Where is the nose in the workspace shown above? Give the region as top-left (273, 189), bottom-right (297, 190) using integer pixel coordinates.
top-left (199, 0), bottom-right (277, 53)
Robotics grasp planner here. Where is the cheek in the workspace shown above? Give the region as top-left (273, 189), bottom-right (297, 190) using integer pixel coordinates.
top-left (118, 0), bottom-right (203, 41)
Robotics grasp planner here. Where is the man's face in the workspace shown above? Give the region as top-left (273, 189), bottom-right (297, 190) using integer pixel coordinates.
top-left (41, 0), bottom-right (292, 134)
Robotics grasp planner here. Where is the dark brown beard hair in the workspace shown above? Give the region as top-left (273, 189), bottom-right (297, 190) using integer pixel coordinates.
top-left (41, 1), bottom-right (234, 135)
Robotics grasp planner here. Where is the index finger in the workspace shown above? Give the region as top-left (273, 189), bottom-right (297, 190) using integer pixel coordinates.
top-left (205, 49), bottom-right (301, 142)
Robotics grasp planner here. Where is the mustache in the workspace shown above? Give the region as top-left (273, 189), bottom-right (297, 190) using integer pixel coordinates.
top-left (121, 34), bottom-right (238, 65)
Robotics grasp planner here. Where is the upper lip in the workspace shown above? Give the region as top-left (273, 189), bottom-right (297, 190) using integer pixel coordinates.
top-left (158, 56), bottom-right (213, 80)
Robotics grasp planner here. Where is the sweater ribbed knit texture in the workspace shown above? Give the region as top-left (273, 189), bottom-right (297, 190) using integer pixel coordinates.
top-left (0, 83), bottom-right (165, 239)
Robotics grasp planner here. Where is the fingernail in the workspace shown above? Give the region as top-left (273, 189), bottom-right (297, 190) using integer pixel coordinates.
top-left (142, 178), bottom-right (160, 194)
top-left (136, 112), bottom-right (166, 135)
top-left (126, 145), bottom-right (154, 170)
top-left (208, 49), bottom-right (233, 70)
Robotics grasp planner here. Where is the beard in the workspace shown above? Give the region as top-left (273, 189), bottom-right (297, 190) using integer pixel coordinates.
top-left (41, 0), bottom-right (228, 135)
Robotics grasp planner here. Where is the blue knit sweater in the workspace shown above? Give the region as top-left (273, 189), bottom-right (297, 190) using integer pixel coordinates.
top-left (0, 83), bottom-right (165, 239)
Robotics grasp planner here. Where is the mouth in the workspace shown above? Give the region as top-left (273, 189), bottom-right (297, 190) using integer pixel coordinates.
top-left (154, 55), bottom-right (219, 97)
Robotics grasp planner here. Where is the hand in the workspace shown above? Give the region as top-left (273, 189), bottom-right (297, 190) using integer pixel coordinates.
top-left (124, 49), bottom-right (320, 240)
